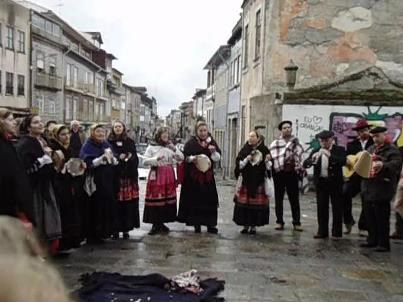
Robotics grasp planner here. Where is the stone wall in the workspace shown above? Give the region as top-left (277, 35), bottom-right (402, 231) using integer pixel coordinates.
top-left (263, 0), bottom-right (403, 92)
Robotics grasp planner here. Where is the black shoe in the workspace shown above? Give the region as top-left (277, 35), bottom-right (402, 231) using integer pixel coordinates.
top-left (207, 227), bottom-right (218, 234)
top-left (149, 225), bottom-right (160, 235)
top-left (160, 224), bottom-right (170, 233)
top-left (194, 225), bottom-right (201, 233)
top-left (111, 233), bottom-right (119, 240)
top-left (374, 246), bottom-right (390, 252)
top-left (241, 227), bottom-right (249, 234)
top-left (359, 243), bottom-right (376, 248)
top-left (123, 232), bottom-right (130, 239)
top-left (344, 223), bottom-right (354, 234)
top-left (313, 234), bottom-right (328, 239)
top-left (249, 227), bottom-right (257, 235)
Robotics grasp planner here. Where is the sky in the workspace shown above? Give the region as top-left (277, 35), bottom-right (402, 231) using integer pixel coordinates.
top-left (30, 0), bottom-right (242, 117)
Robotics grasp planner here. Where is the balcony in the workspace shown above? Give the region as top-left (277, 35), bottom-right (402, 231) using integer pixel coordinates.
top-left (35, 72), bottom-right (62, 90)
top-left (78, 83), bottom-right (96, 95)
top-left (206, 84), bottom-right (216, 101)
top-left (107, 79), bottom-right (125, 96)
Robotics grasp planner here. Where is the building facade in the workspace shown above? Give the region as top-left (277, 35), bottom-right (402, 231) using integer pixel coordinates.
top-left (0, 0), bottom-right (30, 115)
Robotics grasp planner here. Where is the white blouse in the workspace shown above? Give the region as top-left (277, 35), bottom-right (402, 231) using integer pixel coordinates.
top-left (142, 145), bottom-right (184, 167)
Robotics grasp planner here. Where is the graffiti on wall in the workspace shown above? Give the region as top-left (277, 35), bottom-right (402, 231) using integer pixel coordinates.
top-left (330, 107), bottom-right (403, 148)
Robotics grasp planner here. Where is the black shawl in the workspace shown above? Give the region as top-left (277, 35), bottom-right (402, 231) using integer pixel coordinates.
top-left (108, 136), bottom-right (139, 179)
top-left (235, 141), bottom-right (269, 197)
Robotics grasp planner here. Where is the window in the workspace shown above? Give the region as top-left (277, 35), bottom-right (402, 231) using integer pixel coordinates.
top-left (45, 20), bottom-right (52, 34)
top-left (73, 97), bottom-right (78, 120)
top-left (89, 100), bottom-right (94, 121)
top-left (243, 25), bottom-right (249, 68)
top-left (65, 96), bottom-right (72, 120)
top-left (0, 71), bottom-right (2, 94)
top-left (95, 101), bottom-right (100, 121)
top-left (6, 26), bottom-right (14, 49)
top-left (32, 14), bottom-right (46, 31)
top-left (36, 96), bottom-right (45, 114)
top-left (17, 75), bottom-right (24, 96)
top-left (73, 67), bottom-right (78, 88)
top-left (18, 31), bottom-right (25, 53)
top-left (48, 99), bottom-right (56, 114)
top-left (237, 55), bottom-right (241, 83)
top-left (0, 24), bottom-right (2, 47)
top-left (82, 98), bottom-right (89, 120)
top-left (37, 52), bottom-right (45, 72)
top-left (49, 56), bottom-right (56, 75)
top-left (255, 10), bottom-right (262, 60)
top-left (100, 102), bottom-right (106, 121)
top-left (66, 64), bottom-right (72, 86)
top-left (52, 23), bottom-right (61, 37)
top-left (6, 72), bottom-right (13, 95)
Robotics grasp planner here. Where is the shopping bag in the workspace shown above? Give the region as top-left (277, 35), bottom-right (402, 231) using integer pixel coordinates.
top-left (264, 176), bottom-right (275, 199)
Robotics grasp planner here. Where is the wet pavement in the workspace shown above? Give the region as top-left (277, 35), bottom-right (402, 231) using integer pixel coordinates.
top-left (55, 180), bottom-right (403, 302)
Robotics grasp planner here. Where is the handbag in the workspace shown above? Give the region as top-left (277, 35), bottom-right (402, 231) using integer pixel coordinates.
top-left (264, 176), bottom-right (275, 199)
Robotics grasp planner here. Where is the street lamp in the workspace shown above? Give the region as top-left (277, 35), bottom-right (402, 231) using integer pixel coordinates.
top-left (284, 60), bottom-right (299, 90)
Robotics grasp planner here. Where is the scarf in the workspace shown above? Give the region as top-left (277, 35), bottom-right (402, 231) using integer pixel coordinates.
top-left (80, 138), bottom-right (111, 166)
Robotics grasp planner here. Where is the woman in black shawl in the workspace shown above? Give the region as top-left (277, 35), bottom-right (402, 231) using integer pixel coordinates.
top-left (178, 121), bottom-right (221, 234)
top-left (80, 124), bottom-right (119, 244)
top-left (16, 114), bottom-right (62, 254)
top-left (49, 125), bottom-right (83, 250)
top-left (233, 131), bottom-right (271, 235)
top-left (108, 121), bottom-right (140, 239)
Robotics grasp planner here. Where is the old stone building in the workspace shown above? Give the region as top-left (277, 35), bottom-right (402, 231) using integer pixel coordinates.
top-left (0, 0), bottom-right (30, 115)
top-left (241, 0), bottom-right (403, 151)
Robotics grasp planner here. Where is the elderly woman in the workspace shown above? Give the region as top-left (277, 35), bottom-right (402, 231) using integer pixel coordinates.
top-left (49, 125), bottom-right (83, 250)
top-left (143, 127), bottom-right (184, 235)
top-left (233, 131), bottom-right (271, 235)
top-left (80, 124), bottom-right (118, 244)
top-left (108, 121), bottom-right (140, 239)
top-left (178, 121), bottom-right (221, 234)
top-left (0, 109), bottom-right (34, 223)
top-left (16, 114), bottom-right (61, 253)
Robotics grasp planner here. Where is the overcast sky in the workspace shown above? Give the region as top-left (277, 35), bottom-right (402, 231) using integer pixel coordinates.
top-left (31, 0), bottom-right (242, 117)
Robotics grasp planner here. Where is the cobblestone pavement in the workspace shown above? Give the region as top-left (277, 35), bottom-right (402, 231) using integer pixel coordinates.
top-left (55, 180), bottom-right (403, 302)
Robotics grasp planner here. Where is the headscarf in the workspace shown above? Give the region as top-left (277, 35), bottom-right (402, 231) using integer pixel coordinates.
top-left (0, 108), bottom-right (13, 139)
top-left (89, 123), bottom-right (105, 143)
top-left (153, 127), bottom-right (170, 146)
top-left (52, 124), bottom-right (70, 149)
top-left (195, 121), bottom-right (208, 140)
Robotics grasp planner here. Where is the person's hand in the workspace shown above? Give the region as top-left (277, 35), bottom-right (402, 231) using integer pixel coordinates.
top-left (208, 145), bottom-right (216, 153)
top-left (246, 155), bottom-right (253, 161)
top-left (373, 161), bottom-right (383, 173)
top-left (312, 152), bottom-right (320, 163)
top-left (43, 147), bottom-right (52, 156)
top-left (265, 154), bottom-right (272, 162)
top-left (167, 143), bottom-right (176, 152)
top-left (157, 155), bottom-right (165, 161)
top-left (127, 152), bottom-right (132, 160)
top-left (119, 153), bottom-right (126, 160)
top-left (319, 148), bottom-right (330, 157)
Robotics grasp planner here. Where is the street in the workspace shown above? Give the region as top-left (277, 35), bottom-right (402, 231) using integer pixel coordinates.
top-left (55, 180), bottom-right (403, 302)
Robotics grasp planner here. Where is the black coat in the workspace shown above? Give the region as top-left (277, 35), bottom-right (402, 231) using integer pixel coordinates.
top-left (362, 143), bottom-right (402, 203)
top-left (346, 137), bottom-right (374, 156)
top-left (0, 136), bottom-right (34, 222)
top-left (303, 145), bottom-right (346, 186)
top-left (108, 136), bottom-right (139, 180)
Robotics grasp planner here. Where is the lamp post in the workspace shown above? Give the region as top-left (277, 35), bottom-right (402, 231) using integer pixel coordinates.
top-left (284, 60), bottom-right (299, 91)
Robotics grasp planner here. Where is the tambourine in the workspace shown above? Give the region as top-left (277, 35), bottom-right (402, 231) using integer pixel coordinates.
top-left (195, 154), bottom-right (211, 173)
top-left (65, 158), bottom-right (86, 176)
top-left (250, 150), bottom-right (263, 166)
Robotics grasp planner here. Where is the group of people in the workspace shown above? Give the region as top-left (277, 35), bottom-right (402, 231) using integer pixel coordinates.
top-left (233, 118), bottom-right (403, 253)
top-left (1, 106), bottom-right (402, 254)
top-left (0, 111), bottom-right (224, 254)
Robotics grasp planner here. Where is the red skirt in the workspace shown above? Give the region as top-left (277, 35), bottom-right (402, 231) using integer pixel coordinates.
top-left (143, 166), bottom-right (177, 223)
top-left (235, 185), bottom-right (269, 207)
top-left (117, 178), bottom-right (139, 202)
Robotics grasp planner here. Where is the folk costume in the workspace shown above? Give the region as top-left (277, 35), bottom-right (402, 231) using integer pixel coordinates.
top-left (361, 127), bottom-right (402, 252)
top-left (233, 140), bottom-right (270, 233)
top-left (303, 130), bottom-right (346, 239)
top-left (80, 125), bottom-right (118, 244)
top-left (177, 135), bottom-right (221, 233)
top-left (49, 125), bottom-right (82, 250)
top-left (16, 134), bottom-right (62, 249)
top-left (343, 119), bottom-right (373, 234)
top-left (108, 128), bottom-right (140, 238)
top-left (142, 140), bottom-right (184, 234)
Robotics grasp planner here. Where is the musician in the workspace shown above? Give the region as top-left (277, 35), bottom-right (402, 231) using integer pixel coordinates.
top-left (269, 120), bottom-right (304, 231)
top-left (16, 114), bottom-right (62, 253)
top-left (390, 146), bottom-right (403, 240)
top-left (178, 121), bottom-right (221, 234)
top-left (360, 127), bottom-right (402, 252)
top-left (303, 130), bottom-right (346, 239)
top-left (343, 119), bottom-right (374, 235)
top-left (142, 127), bottom-right (184, 235)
